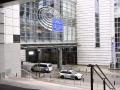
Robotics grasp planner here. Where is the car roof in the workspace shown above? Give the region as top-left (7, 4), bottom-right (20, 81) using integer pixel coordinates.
top-left (60, 70), bottom-right (67, 72)
top-left (61, 69), bottom-right (79, 72)
top-left (34, 63), bottom-right (52, 65)
top-left (60, 69), bottom-right (73, 72)
top-left (40, 63), bottom-right (52, 65)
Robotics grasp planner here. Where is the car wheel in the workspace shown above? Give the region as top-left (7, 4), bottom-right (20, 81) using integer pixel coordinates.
top-left (72, 76), bottom-right (78, 80)
top-left (31, 68), bottom-right (35, 72)
top-left (75, 76), bottom-right (78, 80)
top-left (60, 75), bottom-right (64, 79)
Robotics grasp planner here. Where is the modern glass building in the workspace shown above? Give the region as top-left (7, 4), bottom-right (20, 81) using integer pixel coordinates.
top-left (20, 0), bottom-right (77, 65)
top-left (20, 0), bottom-right (76, 43)
top-left (1, 0), bottom-right (120, 78)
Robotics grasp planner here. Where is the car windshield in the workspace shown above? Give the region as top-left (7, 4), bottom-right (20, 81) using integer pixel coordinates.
top-left (71, 70), bottom-right (77, 74)
top-left (61, 71), bottom-right (67, 73)
top-left (39, 64), bottom-right (47, 67)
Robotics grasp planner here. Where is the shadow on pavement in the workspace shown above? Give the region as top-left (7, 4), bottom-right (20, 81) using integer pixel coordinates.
top-left (0, 84), bottom-right (38, 90)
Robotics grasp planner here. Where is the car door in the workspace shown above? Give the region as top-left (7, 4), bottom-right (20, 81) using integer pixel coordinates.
top-left (66, 71), bottom-right (72, 79)
top-left (38, 64), bottom-right (43, 72)
top-left (39, 64), bottom-right (46, 72)
top-left (34, 64), bottom-right (39, 71)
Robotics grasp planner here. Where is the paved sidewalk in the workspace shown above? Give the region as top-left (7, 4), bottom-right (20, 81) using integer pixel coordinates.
top-left (0, 78), bottom-right (107, 90)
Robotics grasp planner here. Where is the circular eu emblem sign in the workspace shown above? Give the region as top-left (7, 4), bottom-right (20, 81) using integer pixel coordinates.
top-left (38, 6), bottom-right (61, 31)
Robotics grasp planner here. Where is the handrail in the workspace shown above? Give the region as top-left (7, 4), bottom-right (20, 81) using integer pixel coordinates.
top-left (95, 64), bottom-right (115, 90)
top-left (95, 64), bottom-right (116, 90)
top-left (93, 68), bottom-right (111, 89)
top-left (21, 69), bottom-right (37, 79)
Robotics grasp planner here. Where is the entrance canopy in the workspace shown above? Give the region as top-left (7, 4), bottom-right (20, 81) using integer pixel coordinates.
top-left (21, 43), bottom-right (77, 49)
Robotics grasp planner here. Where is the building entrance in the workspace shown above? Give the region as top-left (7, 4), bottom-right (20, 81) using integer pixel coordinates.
top-left (26, 47), bottom-right (77, 65)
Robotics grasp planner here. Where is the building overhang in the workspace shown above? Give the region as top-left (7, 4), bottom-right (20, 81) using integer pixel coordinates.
top-left (21, 42), bottom-right (77, 49)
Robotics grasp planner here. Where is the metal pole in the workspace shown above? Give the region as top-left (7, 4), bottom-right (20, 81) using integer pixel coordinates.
top-left (58, 48), bottom-right (62, 70)
top-left (103, 78), bottom-right (106, 90)
top-left (91, 65), bottom-right (94, 90)
top-left (87, 64), bottom-right (94, 90)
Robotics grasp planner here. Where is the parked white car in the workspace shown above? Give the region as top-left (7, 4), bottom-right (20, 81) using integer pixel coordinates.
top-left (31, 63), bottom-right (53, 73)
top-left (59, 70), bottom-right (83, 80)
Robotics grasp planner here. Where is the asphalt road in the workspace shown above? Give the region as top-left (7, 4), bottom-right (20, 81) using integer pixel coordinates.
top-left (0, 84), bottom-right (37, 90)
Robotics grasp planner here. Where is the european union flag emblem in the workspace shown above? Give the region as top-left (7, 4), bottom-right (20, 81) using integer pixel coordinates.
top-left (52, 18), bottom-right (63, 32)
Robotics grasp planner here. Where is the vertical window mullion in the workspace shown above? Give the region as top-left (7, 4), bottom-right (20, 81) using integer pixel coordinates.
top-left (95, 0), bottom-right (100, 47)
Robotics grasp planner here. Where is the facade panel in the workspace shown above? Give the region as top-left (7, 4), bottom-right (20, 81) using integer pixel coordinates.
top-left (77, 0), bottom-right (113, 65)
top-left (0, 4), bottom-right (21, 78)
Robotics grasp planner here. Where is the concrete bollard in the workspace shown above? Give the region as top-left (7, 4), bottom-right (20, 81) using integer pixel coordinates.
top-left (114, 81), bottom-right (115, 86)
top-left (39, 72), bottom-right (40, 78)
top-left (82, 77), bottom-right (84, 83)
top-left (16, 73), bottom-right (17, 77)
top-left (86, 68), bottom-right (87, 73)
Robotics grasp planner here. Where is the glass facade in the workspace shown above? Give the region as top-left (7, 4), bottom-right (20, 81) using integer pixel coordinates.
top-left (114, 0), bottom-right (120, 65)
top-left (20, 0), bottom-right (76, 43)
top-left (95, 0), bottom-right (100, 47)
top-left (20, 0), bottom-right (77, 65)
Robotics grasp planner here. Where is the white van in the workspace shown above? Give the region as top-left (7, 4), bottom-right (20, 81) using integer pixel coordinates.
top-left (31, 63), bottom-right (53, 73)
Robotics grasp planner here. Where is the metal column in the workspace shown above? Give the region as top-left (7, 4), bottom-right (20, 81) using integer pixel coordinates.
top-left (88, 64), bottom-right (94, 90)
top-left (103, 78), bottom-right (106, 90)
top-left (58, 48), bottom-right (62, 70)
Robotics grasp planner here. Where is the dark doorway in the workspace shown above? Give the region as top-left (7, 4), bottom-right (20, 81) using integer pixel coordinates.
top-left (26, 46), bottom-right (77, 65)
top-left (26, 49), bottom-right (38, 63)
top-left (62, 47), bottom-right (77, 65)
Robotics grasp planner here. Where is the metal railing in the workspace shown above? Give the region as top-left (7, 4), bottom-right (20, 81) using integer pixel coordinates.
top-left (21, 69), bottom-right (37, 79)
top-left (95, 64), bottom-right (116, 90)
top-left (88, 64), bottom-right (116, 90)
